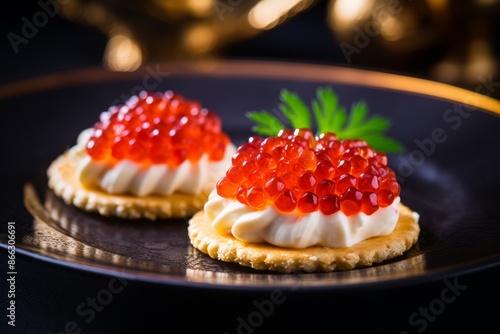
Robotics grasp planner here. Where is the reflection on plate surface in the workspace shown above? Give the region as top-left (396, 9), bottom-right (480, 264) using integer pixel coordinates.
top-left (23, 183), bottom-right (426, 287)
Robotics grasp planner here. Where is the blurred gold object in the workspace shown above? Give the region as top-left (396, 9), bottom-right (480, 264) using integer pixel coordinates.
top-left (327, 0), bottom-right (500, 86)
top-left (58, 0), bottom-right (317, 71)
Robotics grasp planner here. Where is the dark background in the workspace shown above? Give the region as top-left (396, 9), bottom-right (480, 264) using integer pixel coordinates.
top-left (1, 1), bottom-right (500, 333)
top-left (2, 0), bottom-right (500, 95)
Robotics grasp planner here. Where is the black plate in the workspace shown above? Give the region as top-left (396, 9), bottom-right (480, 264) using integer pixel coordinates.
top-left (2, 60), bottom-right (500, 291)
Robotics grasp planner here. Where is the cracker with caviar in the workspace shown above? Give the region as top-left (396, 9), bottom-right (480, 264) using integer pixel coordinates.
top-left (47, 90), bottom-right (236, 220)
top-left (188, 87), bottom-right (419, 272)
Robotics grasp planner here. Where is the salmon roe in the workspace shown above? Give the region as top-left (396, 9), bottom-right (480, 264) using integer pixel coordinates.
top-left (216, 128), bottom-right (400, 216)
top-left (85, 90), bottom-right (230, 167)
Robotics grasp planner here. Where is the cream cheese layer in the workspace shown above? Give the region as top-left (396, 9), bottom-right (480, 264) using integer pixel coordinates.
top-left (71, 129), bottom-right (236, 196)
top-left (204, 189), bottom-right (403, 248)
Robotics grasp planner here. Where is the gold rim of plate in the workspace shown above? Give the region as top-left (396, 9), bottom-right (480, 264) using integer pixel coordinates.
top-left (1, 60), bottom-right (499, 116)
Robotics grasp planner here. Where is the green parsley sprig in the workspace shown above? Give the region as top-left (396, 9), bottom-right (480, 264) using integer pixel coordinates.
top-left (245, 86), bottom-right (405, 153)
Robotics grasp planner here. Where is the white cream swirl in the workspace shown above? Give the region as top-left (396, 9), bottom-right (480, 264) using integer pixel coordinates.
top-left (205, 190), bottom-right (401, 249)
top-left (70, 129), bottom-right (236, 196)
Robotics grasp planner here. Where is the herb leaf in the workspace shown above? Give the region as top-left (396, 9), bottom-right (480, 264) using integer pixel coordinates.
top-left (348, 101), bottom-right (368, 129)
top-left (245, 110), bottom-right (286, 136)
top-left (246, 86), bottom-right (405, 153)
top-left (312, 86), bottom-right (337, 134)
top-left (278, 89), bottom-right (311, 130)
top-left (360, 134), bottom-right (405, 153)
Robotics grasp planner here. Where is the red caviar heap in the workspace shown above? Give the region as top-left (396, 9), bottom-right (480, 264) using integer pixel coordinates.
top-left (216, 129), bottom-right (400, 216)
top-left (85, 90), bottom-right (230, 167)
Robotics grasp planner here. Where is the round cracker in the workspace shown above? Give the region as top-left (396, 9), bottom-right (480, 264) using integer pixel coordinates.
top-left (188, 203), bottom-right (420, 273)
top-left (47, 152), bottom-right (210, 220)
